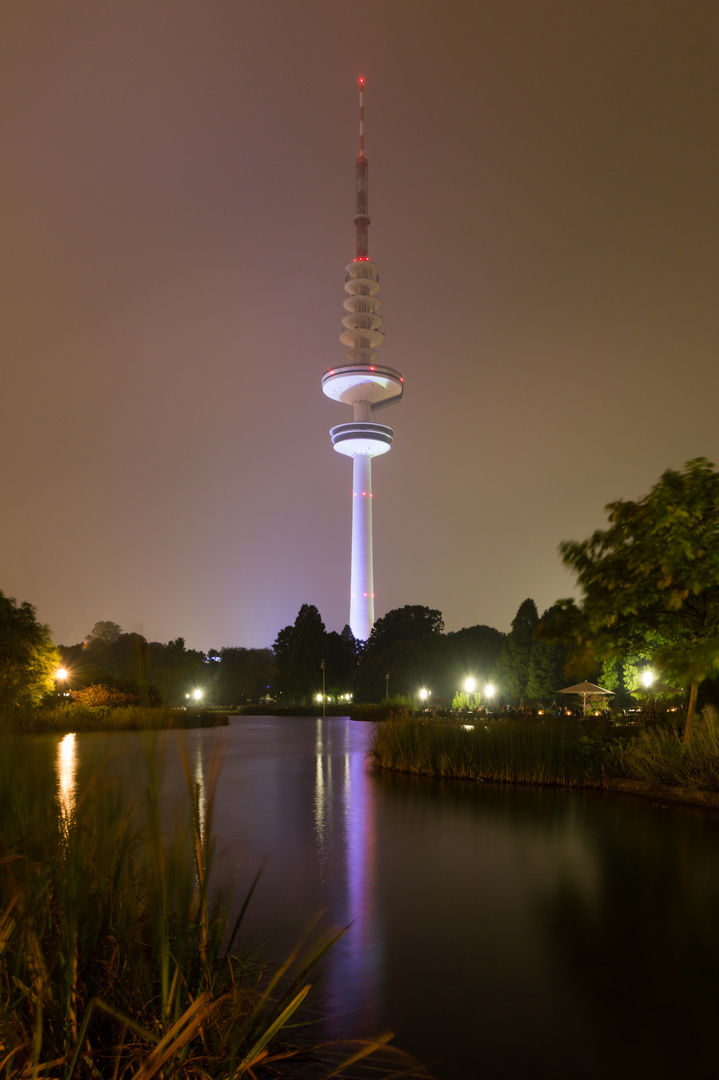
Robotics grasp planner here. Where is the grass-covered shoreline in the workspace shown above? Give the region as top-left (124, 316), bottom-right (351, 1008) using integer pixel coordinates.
top-left (368, 711), bottom-right (719, 806)
top-left (0, 735), bottom-right (422, 1079)
top-left (0, 704), bottom-right (229, 733)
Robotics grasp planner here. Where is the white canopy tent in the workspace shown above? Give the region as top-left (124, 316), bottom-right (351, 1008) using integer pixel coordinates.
top-left (558, 681), bottom-right (615, 716)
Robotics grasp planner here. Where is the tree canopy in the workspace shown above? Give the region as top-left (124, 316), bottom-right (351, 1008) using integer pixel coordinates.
top-left (0, 592), bottom-right (60, 707)
top-left (559, 458), bottom-right (719, 736)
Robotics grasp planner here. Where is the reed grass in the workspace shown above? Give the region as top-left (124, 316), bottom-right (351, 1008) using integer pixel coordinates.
top-left (369, 715), bottom-right (608, 787)
top-left (0, 735), bottom-right (424, 1079)
top-left (605, 706), bottom-right (719, 791)
top-left (0, 705), bottom-right (228, 734)
top-left (369, 711), bottom-right (719, 795)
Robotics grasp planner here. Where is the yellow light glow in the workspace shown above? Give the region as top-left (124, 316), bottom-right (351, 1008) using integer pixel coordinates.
top-left (56, 668), bottom-right (68, 680)
top-left (641, 670), bottom-right (655, 689)
top-left (485, 683), bottom-right (495, 698)
top-left (56, 732), bottom-right (77, 831)
top-left (193, 688), bottom-right (204, 701)
top-left (464, 677), bottom-right (476, 693)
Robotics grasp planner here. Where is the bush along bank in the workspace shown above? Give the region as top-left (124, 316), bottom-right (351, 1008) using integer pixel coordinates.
top-left (368, 709), bottom-right (719, 804)
top-left (0, 704), bottom-right (229, 733)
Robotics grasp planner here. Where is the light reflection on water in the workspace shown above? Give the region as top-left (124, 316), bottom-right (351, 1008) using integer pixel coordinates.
top-left (56, 731), bottom-right (77, 829)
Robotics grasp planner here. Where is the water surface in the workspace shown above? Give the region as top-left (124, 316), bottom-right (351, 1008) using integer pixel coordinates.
top-left (53, 717), bottom-right (719, 1079)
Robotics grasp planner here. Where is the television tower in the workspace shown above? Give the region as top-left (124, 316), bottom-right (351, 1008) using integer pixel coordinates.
top-left (322, 78), bottom-right (403, 641)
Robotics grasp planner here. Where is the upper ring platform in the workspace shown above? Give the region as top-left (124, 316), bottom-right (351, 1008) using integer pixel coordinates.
top-left (321, 363), bottom-right (404, 409)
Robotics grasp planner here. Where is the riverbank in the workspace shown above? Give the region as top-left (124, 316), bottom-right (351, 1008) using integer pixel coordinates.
top-left (368, 712), bottom-right (719, 808)
top-left (0, 704), bottom-right (229, 733)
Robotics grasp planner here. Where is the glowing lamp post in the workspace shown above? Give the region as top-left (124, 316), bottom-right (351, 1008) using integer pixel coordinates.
top-left (485, 683), bottom-right (495, 711)
top-left (55, 668), bottom-right (69, 701)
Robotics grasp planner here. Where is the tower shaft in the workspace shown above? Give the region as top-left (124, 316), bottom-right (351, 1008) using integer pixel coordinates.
top-left (350, 455), bottom-right (374, 641)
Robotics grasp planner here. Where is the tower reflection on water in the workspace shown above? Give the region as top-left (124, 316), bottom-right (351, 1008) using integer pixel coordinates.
top-left (314, 719), bottom-right (383, 1034)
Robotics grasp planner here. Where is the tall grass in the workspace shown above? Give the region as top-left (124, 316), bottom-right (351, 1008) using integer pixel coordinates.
top-left (0, 735), bottom-right (424, 1079)
top-left (369, 712), bottom-right (719, 796)
top-left (0, 705), bottom-right (228, 734)
top-left (606, 706), bottom-right (719, 792)
top-left (369, 715), bottom-right (608, 787)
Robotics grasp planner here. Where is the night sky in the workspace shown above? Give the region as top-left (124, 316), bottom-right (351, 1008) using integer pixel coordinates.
top-left (2, 2), bottom-right (717, 650)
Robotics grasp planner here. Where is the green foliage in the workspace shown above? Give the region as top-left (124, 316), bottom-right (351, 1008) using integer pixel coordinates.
top-left (0, 591), bottom-right (60, 707)
top-left (559, 459), bottom-right (719, 735)
top-left (492, 599), bottom-right (538, 704)
top-left (0, 706), bottom-right (228, 733)
top-left (70, 683), bottom-right (139, 707)
top-left (525, 606), bottom-right (568, 701)
top-left (370, 711), bottom-right (719, 796)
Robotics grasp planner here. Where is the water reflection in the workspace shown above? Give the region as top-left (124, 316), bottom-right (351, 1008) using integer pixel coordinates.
top-left (193, 735), bottom-right (206, 842)
top-left (313, 719), bottom-right (382, 1033)
top-left (56, 732), bottom-right (77, 831)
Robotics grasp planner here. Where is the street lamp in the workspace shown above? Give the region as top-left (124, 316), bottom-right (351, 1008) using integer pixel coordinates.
top-left (321, 659), bottom-right (326, 719)
top-left (641, 669), bottom-right (655, 689)
top-left (192, 688), bottom-right (204, 706)
top-left (55, 668), bottom-right (69, 702)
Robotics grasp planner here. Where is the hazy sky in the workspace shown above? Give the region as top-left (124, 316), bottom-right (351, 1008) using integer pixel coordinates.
top-left (2, 2), bottom-right (717, 650)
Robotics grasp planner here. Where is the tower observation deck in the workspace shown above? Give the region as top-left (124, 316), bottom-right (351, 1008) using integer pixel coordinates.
top-left (322, 79), bottom-right (403, 641)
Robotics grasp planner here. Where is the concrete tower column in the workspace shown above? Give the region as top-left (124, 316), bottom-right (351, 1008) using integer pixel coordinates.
top-left (350, 454), bottom-right (374, 641)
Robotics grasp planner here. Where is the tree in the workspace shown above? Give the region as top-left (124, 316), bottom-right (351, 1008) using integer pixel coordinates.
top-left (559, 458), bottom-right (719, 739)
top-left (492, 599), bottom-right (538, 705)
top-left (218, 647), bottom-right (274, 704)
top-left (440, 624), bottom-right (506, 701)
top-left (0, 592), bottom-right (60, 707)
top-left (356, 606), bottom-right (445, 702)
top-left (84, 621), bottom-right (123, 645)
top-left (525, 607), bottom-right (567, 702)
top-left (273, 605), bottom-right (327, 701)
top-left (365, 606), bottom-right (444, 654)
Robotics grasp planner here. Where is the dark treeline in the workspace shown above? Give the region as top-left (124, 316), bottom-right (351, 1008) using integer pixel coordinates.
top-left (58, 621), bottom-right (273, 708)
top-left (271, 600), bottom-right (560, 706)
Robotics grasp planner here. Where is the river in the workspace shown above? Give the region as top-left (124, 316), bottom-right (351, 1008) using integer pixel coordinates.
top-left (53, 716), bottom-right (719, 1079)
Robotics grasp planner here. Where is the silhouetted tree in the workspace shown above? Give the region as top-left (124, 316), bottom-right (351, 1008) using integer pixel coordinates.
top-left (273, 605), bottom-right (327, 701)
top-left (440, 624), bottom-right (506, 700)
top-left (84, 621), bottom-right (122, 645)
top-left (218, 647), bottom-right (274, 704)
